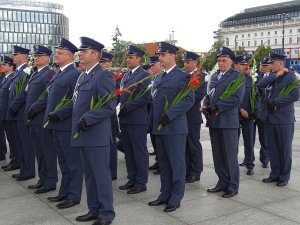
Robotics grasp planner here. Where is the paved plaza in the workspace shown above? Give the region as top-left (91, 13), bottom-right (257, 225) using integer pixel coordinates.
top-left (1, 102), bottom-right (300, 225)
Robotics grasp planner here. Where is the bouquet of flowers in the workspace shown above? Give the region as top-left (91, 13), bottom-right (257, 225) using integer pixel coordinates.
top-left (15, 56), bottom-right (34, 96)
top-left (250, 59), bottom-right (258, 113)
top-left (219, 73), bottom-right (244, 100)
top-left (157, 74), bottom-right (203, 131)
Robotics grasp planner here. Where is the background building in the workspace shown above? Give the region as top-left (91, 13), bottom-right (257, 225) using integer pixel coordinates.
top-left (0, 0), bottom-right (68, 60)
top-left (214, 0), bottom-right (300, 69)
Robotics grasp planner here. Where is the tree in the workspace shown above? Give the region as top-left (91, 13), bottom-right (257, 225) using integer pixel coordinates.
top-left (249, 45), bottom-right (272, 66)
top-left (235, 46), bottom-right (247, 56)
top-left (200, 41), bottom-right (224, 71)
top-left (176, 51), bottom-right (184, 69)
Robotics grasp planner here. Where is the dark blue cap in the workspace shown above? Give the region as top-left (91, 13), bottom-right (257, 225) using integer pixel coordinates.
top-left (79, 37), bottom-right (104, 53)
top-left (56, 38), bottom-right (78, 53)
top-left (12, 45), bottom-right (30, 55)
top-left (156, 42), bottom-right (179, 54)
top-left (149, 56), bottom-right (159, 64)
top-left (260, 57), bottom-right (270, 65)
top-left (127, 45), bottom-right (145, 57)
top-left (100, 52), bottom-right (113, 62)
top-left (216, 47), bottom-right (235, 61)
top-left (142, 64), bottom-right (152, 71)
top-left (235, 55), bottom-right (249, 64)
top-left (1, 56), bottom-right (14, 65)
top-left (33, 45), bottom-right (52, 56)
top-left (268, 52), bottom-right (286, 63)
top-left (182, 51), bottom-right (200, 61)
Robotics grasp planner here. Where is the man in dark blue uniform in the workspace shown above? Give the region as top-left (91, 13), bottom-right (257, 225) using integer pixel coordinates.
top-left (25, 45), bottom-right (57, 194)
top-left (258, 53), bottom-right (299, 187)
top-left (72, 37), bottom-right (115, 225)
top-left (148, 42), bottom-right (194, 212)
top-left (45, 38), bottom-right (83, 208)
top-left (182, 51), bottom-right (207, 183)
top-left (255, 57), bottom-right (270, 168)
top-left (118, 45), bottom-right (151, 194)
top-left (0, 57), bottom-right (15, 162)
top-left (99, 51), bottom-right (118, 180)
top-left (8, 46), bottom-right (35, 181)
top-left (2, 46), bottom-right (29, 172)
top-left (201, 47), bottom-right (245, 198)
top-left (234, 56), bottom-right (257, 176)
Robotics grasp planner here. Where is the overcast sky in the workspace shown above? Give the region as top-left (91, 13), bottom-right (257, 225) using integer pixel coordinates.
top-left (50, 0), bottom-right (289, 52)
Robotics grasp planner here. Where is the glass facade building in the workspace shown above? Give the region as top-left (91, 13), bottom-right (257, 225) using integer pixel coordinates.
top-left (0, 0), bottom-right (69, 58)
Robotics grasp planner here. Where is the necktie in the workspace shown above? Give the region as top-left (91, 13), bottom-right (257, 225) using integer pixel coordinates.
top-left (1, 76), bottom-right (7, 85)
top-left (217, 72), bottom-right (223, 80)
top-left (161, 72), bottom-right (167, 78)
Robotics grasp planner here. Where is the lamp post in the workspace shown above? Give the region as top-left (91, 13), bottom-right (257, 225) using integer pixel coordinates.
top-left (234, 35), bottom-right (238, 54)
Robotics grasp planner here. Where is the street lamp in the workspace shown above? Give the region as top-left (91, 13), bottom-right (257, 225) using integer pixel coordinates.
top-left (280, 13), bottom-right (289, 55)
top-left (234, 35), bottom-right (238, 54)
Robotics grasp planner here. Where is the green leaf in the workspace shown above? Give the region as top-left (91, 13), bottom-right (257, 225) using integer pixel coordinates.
top-left (90, 96), bottom-right (95, 111)
top-left (163, 96), bottom-right (169, 112)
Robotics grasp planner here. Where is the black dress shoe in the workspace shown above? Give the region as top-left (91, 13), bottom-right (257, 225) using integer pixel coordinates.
top-left (207, 187), bottom-right (224, 193)
top-left (92, 219), bottom-right (112, 225)
top-left (164, 204), bottom-right (179, 213)
top-left (127, 186), bottom-right (147, 194)
top-left (76, 213), bottom-right (97, 222)
top-left (1, 163), bottom-right (10, 169)
top-left (239, 162), bottom-right (246, 166)
top-left (246, 168), bottom-right (254, 176)
top-left (28, 183), bottom-right (43, 189)
top-left (153, 169), bottom-right (160, 175)
top-left (16, 175), bottom-right (35, 181)
top-left (149, 162), bottom-right (159, 170)
top-left (262, 177), bottom-right (279, 183)
top-left (222, 191), bottom-right (238, 198)
top-left (148, 199), bottom-right (167, 206)
top-left (185, 175), bottom-right (200, 183)
top-left (262, 163), bottom-right (269, 168)
top-left (119, 182), bottom-right (134, 190)
top-left (12, 173), bottom-right (20, 178)
top-left (3, 164), bottom-right (20, 171)
top-left (56, 199), bottom-right (79, 209)
top-left (35, 186), bottom-right (56, 194)
top-left (277, 180), bottom-right (288, 187)
top-left (112, 177), bottom-right (117, 181)
top-left (47, 195), bottom-right (68, 202)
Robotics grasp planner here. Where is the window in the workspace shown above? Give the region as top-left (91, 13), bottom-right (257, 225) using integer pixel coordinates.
top-left (22, 33), bottom-right (26, 43)
top-left (242, 41), bottom-right (244, 47)
top-left (14, 22), bottom-right (19, 32)
top-left (37, 24), bottom-right (40, 33)
top-left (3, 10), bottom-right (7, 20)
top-left (8, 11), bottom-right (12, 21)
top-left (9, 33), bottom-right (13, 43)
top-left (31, 12), bottom-right (35, 22)
top-left (261, 32), bottom-right (264, 36)
top-left (248, 41), bottom-right (250, 46)
top-left (44, 14), bottom-right (48, 23)
top-left (5, 22), bottom-right (9, 32)
top-left (0, 21), bottom-right (4, 32)
top-left (17, 12), bottom-right (21, 21)
top-left (48, 14), bottom-right (52, 23)
top-left (22, 12), bottom-right (25, 21)
top-left (41, 24), bottom-right (45, 33)
top-left (0, 33), bottom-right (3, 42)
top-left (275, 31), bottom-right (277, 35)
top-left (39, 13), bottom-right (43, 23)
top-left (28, 23), bottom-right (32, 33)
top-left (35, 13), bottom-right (39, 22)
top-left (27, 34), bottom-right (31, 43)
top-left (24, 23), bottom-right (28, 32)
top-left (12, 11), bottom-right (17, 21)
top-left (19, 23), bottom-right (23, 32)
top-left (298, 28), bottom-right (300, 33)
top-left (254, 40), bottom-right (257, 46)
top-left (32, 23), bottom-right (36, 33)
top-left (261, 40), bottom-right (263, 45)
top-left (26, 12), bottom-right (30, 22)
top-left (289, 29), bottom-right (292, 34)
top-left (254, 33), bottom-right (257, 37)
top-left (13, 33), bottom-right (18, 42)
top-left (248, 34), bottom-right (250, 37)
top-left (225, 38), bottom-right (229, 46)
top-left (275, 39), bottom-right (277, 44)
top-left (18, 33), bottom-right (22, 43)
top-left (297, 37), bottom-right (300, 43)
top-left (9, 22), bottom-right (14, 32)
top-left (242, 34), bottom-right (244, 38)
top-left (289, 37), bottom-right (293, 44)
top-left (268, 31), bottom-right (270, 35)
top-left (268, 40), bottom-right (270, 45)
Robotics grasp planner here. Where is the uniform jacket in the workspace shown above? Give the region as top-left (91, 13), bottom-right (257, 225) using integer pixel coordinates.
top-left (71, 64), bottom-right (116, 147)
top-left (119, 66), bottom-right (151, 125)
top-left (25, 66), bottom-right (54, 126)
top-left (257, 71), bottom-right (299, 124)
top-left (203, 67), bottom-right (245, 128)
top-left (186, 71), bottom-right (207, 124)
top-left (150, 65), bottom-right (194, 135)
top-left (7, 64), bottom-right (28, 121)
top-left (44, 64), bottom-right (80, 131)
top-left (0, 74), bottom-right (15, 120)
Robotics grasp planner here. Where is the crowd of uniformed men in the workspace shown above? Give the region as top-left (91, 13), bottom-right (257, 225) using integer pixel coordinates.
top-left (0, 36), bottom-right (298, 225)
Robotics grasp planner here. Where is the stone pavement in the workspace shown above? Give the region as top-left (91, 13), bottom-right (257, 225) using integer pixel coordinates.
top-left (1, 102), bottom-right (300, 225)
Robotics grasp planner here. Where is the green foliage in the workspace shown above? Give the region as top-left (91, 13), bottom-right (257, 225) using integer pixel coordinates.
top-left (176, 51), bottom-right (184, 69)
top-left (235, 46), bottom-right (247, 56)
top-left (249, 45), bottom-right (273, 65)
top-left (200, 41), bottom-right (224, 71)
top-left (279, 81), bottom-right (299, 97)
top-left (220, 73), bottom-right (244, 100)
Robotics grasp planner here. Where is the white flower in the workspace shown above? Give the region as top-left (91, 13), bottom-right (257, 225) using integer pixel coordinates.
top-left (23, 67), bottom-right (32, 75)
